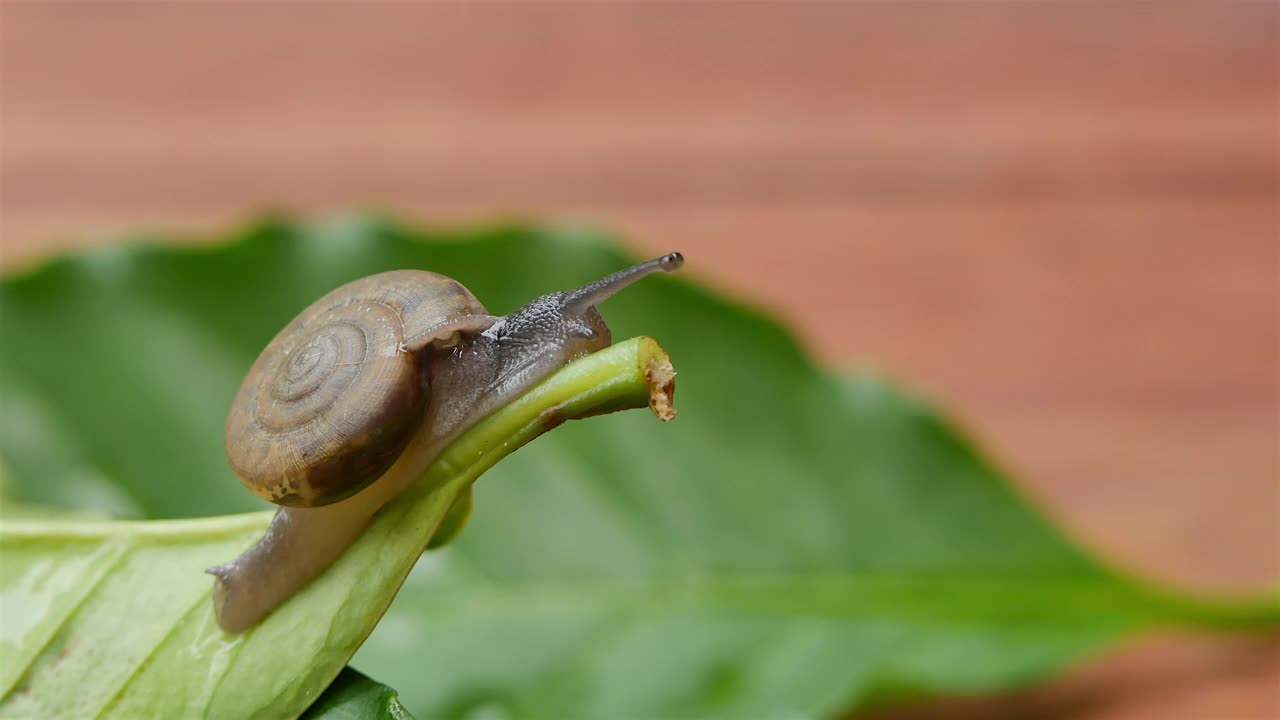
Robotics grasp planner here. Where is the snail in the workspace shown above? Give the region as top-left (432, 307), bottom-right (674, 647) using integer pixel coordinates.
top-left (207, 252), bottom-right (684, 632)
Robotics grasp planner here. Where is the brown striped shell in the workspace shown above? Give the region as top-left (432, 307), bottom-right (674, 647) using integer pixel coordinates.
top-left (224, 270), bottom-right (494, 507)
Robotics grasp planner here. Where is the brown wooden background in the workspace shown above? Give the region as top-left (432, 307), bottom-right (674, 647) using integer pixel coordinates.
top-left (2, 2), bottom-right (1277, 718)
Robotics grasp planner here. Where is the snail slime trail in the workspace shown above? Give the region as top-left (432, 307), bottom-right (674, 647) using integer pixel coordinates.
top-left (209, 252), bottom-right (684, 632)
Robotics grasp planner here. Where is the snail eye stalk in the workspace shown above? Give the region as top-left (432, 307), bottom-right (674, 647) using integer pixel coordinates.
top-left (560, 252), bottom-right (684, 314)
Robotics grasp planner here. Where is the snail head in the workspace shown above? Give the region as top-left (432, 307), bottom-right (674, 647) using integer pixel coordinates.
top-left (487, 252), bottom-right (684, 376)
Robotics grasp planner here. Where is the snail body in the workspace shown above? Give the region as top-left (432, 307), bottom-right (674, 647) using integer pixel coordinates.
top-left (209, 253), bottom-right (683, 632)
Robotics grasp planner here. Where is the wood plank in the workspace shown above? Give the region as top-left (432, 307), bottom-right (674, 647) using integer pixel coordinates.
top-left (2, 2), bottom-right (1276, 718)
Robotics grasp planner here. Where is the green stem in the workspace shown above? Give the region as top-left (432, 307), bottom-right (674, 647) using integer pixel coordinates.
top-left (414, 334), bottom-right (675, 498)
top-left (0, 336), bottom-right (676, 545)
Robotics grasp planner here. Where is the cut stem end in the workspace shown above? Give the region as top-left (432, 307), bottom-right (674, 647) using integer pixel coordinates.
top-left (642, 343), bottom-right (677, 421)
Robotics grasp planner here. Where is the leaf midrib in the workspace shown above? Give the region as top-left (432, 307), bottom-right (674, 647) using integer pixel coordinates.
top-left (393, 571), bottom-right (1164, 624)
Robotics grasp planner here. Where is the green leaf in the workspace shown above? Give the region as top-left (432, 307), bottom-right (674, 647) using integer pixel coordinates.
top-left (300, 668), bottom-right (414, 720)
top-left (1, 217), bottom-right (1276, 719)
top-left (0, 335), bottom-right (675, 719)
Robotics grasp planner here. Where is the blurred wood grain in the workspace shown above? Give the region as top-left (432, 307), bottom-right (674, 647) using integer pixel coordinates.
top-left (1, 2), bottom-right (1276, 718)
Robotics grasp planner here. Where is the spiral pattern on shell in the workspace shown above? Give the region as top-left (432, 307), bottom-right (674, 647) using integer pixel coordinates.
top-left (224, 271), bottom-right (491, 507)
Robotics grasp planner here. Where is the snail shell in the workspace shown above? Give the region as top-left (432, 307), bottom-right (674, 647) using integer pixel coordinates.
top-left (224, 270), bottom-right (494, 508)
